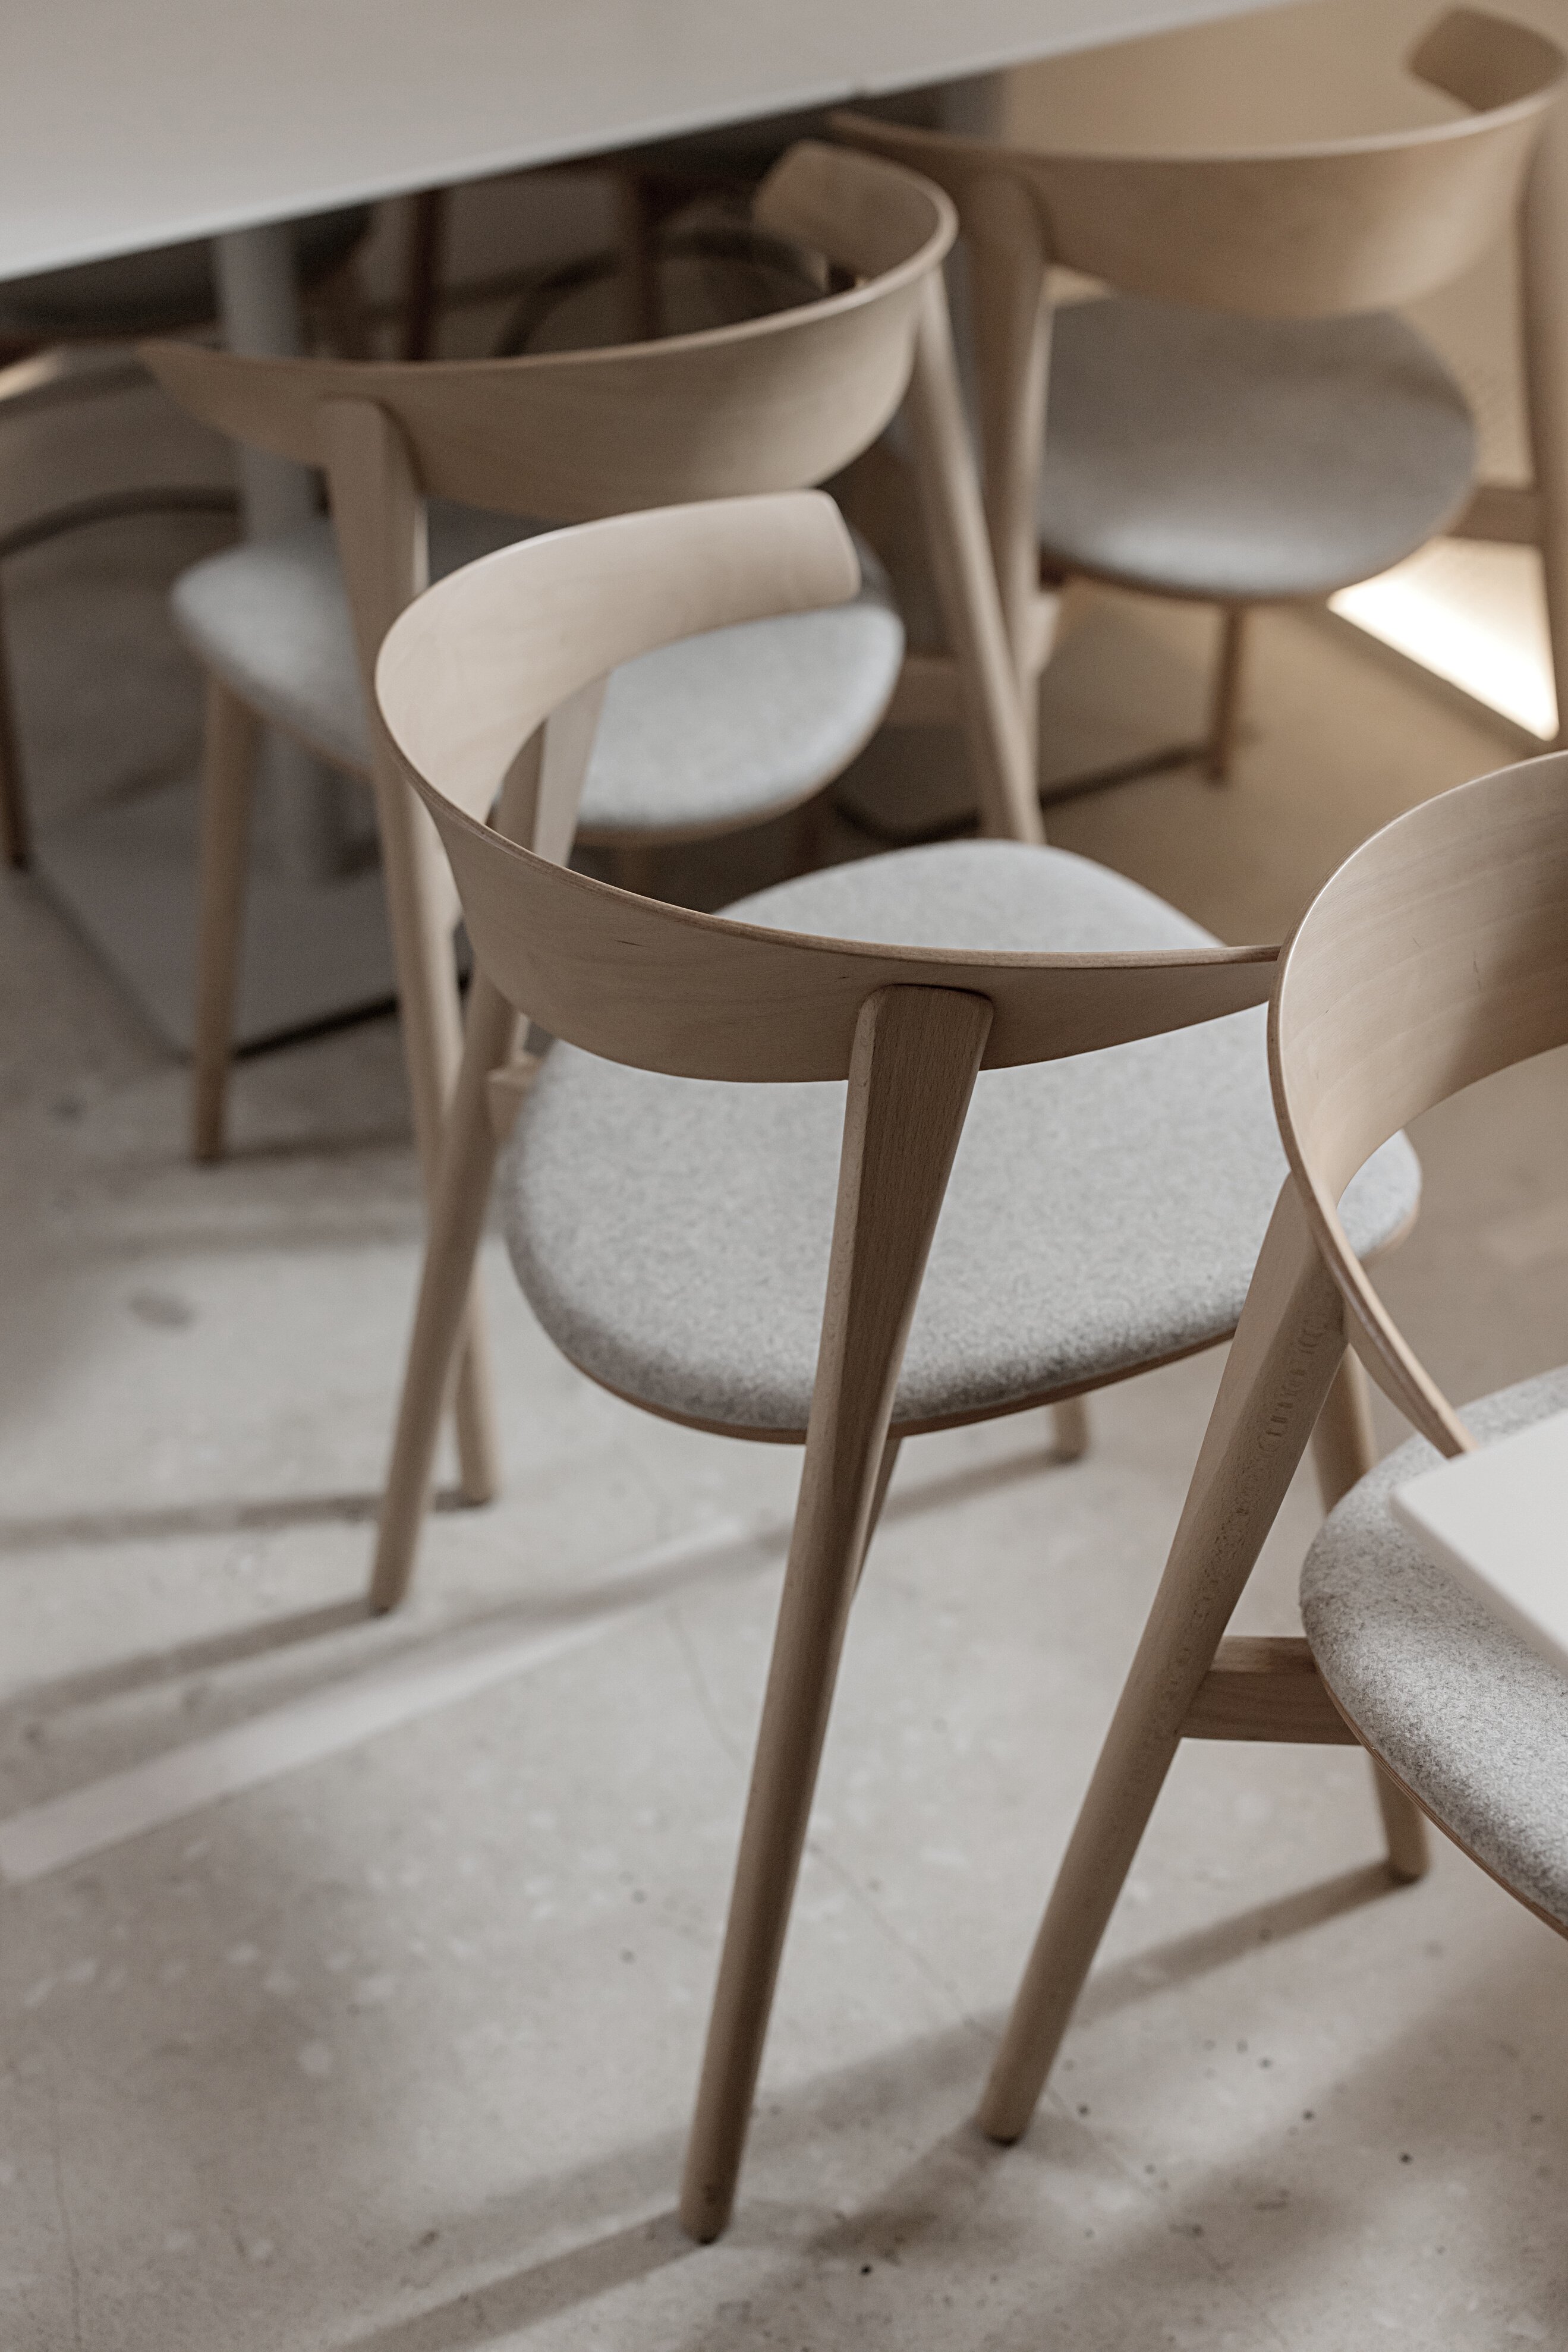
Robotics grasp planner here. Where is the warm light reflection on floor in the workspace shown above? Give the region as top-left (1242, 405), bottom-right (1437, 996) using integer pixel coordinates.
top-left (1331, 537), bottom-right (1557, 742)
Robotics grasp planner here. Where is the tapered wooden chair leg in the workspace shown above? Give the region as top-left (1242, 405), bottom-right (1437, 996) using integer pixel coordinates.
top-left (370, 969), bottom-right (518, 1613)
top-left (1309, 1354), bottom-right (1431, 1882)
top-left (383, 878), bottom-right (499, 1509)
top-left (613, 170), bottom-right (663, 344)
top-left (1205, 607), bottom-right (1248, 782)
top-left (190, 679), bottom-right (262, 1163)
top-left (1051, 1397), bottom-right (1090, 1460)
top-left (0, 587), bottom-right (29, 871)
top-left (680, 984), bottom-right (992, 2243)
top-left (678, 1425), bottom-right (901, 2241)
top-left (905, 278), bottom-right (1045, 847)
top-left (977, 1183), bottom-right (1349, 2146)
top-left (325, 398), bottom-right (503, 1516)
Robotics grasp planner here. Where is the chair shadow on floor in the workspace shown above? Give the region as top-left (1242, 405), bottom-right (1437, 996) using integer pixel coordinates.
top-left (0, 1406), bottom-right (1086, 1745)
top-left (0, 1482), bottom-right (472, 1557)
top-left (1070, 1860), bottom-right (1402, 2030)
top-left (328, 1860), bottom-right (1406, 2352)
top-left (0, 1594), bottom-right (373, 1733)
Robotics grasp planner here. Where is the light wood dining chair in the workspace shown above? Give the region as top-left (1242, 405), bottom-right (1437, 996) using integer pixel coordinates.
top-left (977, 747), bottom-right (1568, 2153)
top-left (0, 204), bottom-right (371, 871)
top-left (143, 140), bottom-right (1043, 1520)
top-left (370, 486), bottom-right (1427, 2240)
top-left (837, 10), bottom-right (1565, 783)
top-left (144, 144), bottom-right (1049, 1177)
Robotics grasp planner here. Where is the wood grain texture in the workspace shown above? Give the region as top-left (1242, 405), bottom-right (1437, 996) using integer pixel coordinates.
top-left (1309, 1354), bottom-right (1431, 1881)
top-left (1181, 1636), bottom-right (1356, 1744)
top-left (903, 273), bottom-right (1046, 840)
top-left (1271, 751), bottom-right (1568, 1453)
top-left (981, 741), bottom-right (1568, 2146)
top-left (376, 491), bottom-right (1275, 1089)
top-left (835, 18), bottom-right (1561, 319)
top-left (369, 715), bottom-right (579, 1613)
top-left (141, 147), bottom-right (952, 518)
top-left (679, 984), bottom-right (993, 2242)
top-left (976, 1181), bottom-right (1355, 2143)
top-left (836, 15), bottom-right (1563, 744)
top-left (324, 396), bottom-right (499, 1509)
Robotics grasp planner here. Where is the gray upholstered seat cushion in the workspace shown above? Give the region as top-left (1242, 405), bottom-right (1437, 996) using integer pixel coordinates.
top-left (1038, 296), bottom-right (1476, 604)
top-left (1302, 1366), bottom-right (1568, 1929)
top-left (501, 840), bottom-right (1420, 1436)
top-left (171, 509), bottom-right (903, 836)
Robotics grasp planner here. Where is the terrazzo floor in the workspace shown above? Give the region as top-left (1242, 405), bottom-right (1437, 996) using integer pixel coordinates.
top-left (1, 358), bottom-right (1567, 2352)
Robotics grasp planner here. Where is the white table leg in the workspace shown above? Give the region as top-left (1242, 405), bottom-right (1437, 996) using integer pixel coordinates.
top-left (213, 224), bottom-right (316, 536)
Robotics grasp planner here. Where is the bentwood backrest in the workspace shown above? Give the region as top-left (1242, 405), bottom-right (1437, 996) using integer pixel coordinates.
top-left (836, 11), bottom-right (1561, 320)
top-left (834, 14), bottom-right (1565, 727)
top-left (374, 490), bottom-right (1273, 1084)
top-left (1271, 752), bottom-right (1568, 1457)
top-left (147, 138), bottom-right (1051, 859)
top-left (141, 144), bottom-right (952, 522)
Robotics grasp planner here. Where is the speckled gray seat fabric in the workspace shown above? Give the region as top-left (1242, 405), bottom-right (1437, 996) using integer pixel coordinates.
top-left (1039, 297), bottom-right (1476, 604)
top-left (1302, 1366), bottom-right (1568, 1929)
top-left (172, 509), bottom-right (903, 836)
top-left (502, 840), bottom-right (1421, 1435)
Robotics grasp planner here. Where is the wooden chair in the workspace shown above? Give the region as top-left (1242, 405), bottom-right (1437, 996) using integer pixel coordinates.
top-left (369, 486), bottom-right (1428, 2238)
top-left (0, 204), bottom-right (370, 870)
top-left (836, 10), bottom-right (1565, 785)
top-left (975, 746), bottom-right (1568, 2153)
top-left (141, 140), bottom-right (1042, 1538)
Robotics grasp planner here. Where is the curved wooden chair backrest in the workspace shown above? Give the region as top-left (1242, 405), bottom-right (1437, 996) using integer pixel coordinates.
top-left (836, 10), bottom-right (1563, 319)
top-left (1271, 752), bottom-right (1568, 1456)
top-left (141, 143), bottom-right (953, 521)
top-left (374, 491), bottom-right (1274, 1085)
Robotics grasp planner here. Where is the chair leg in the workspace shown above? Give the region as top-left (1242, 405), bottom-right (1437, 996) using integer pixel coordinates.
top-left (311, 257), bottom-right (373, 361)
top-left (679, 984), bottom-right (992, 2243)
top-left (190, 679), bottom-right (262, 1163)
top-left (976, 1182), bottom-right (1350, 2145)
top-left (1309, 1355), bottom-right (1430, 1884)
top-left (904, 276), bottom-right (1045, 846)
top-left (0, 582), bottom-right (29, 870)
top-left (371, 768), bottom-right (500, 1509)
top-left (1051, 1397), bottom-right (1090, 1460)
top-left (369, 971), bottom-right (518, 1613)
top-left (1520, 99), bottom-right (1568, 756)
top-left (400, 190), bottom-right (448, 363)
top-left (679, 1421), bottom-right (907, 2243)
top-left (322, 398), bottom-right (500, 1512)
top-left (1205, 607), bottom-right (1248, 782)
top-left (613, 170), bottom-right (663, 343)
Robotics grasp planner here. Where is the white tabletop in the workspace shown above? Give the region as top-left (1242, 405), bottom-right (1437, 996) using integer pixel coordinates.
top-left (5, 0), bottom-right (1280, 281)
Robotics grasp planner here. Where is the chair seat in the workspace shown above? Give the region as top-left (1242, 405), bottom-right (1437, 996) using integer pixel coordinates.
top-left (171, 510), bottom-right (904, 839)
top-left (1038, 296), bottom-right (1476, 604)
top-left (501, 840), bottom-right (1421, 1437)
top-left (0, 208), bottom-right (371, 341)
top-left (1302, 1365), bottom-right (1568, 1931)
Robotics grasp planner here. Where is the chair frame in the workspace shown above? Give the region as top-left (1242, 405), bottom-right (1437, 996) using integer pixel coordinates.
top-left (145, 144), bottom-right (1047, 1507)
top-left (975, 747), bottom-right (1568, 2151)
top-left (836, 8), bottom-right (1566, 779)
top-left (143, 142), bottom-right (1046, 1515)
top-left (370, 485), bottom-right (1431, 2240)
top-left (0, 234), bottom-right (371, 872)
